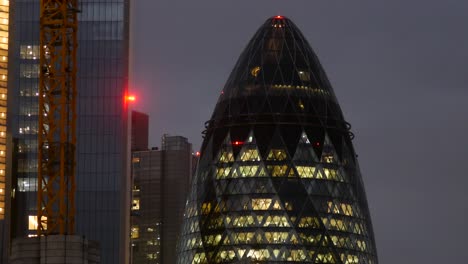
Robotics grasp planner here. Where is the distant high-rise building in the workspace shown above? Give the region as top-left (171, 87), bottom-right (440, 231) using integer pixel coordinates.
top-left (131, 135), bottom-right (193, 264)
top-left (5, 1), bottom-right (131, 263)
top-left (0, 1), bottom-right (10, 262)
top-left (177, 16), bottom-right (378, 263)
top-left (132, 111), bottom-right (149, 151)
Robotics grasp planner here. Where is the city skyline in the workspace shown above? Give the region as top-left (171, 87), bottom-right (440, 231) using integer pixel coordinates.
top-left (0, 1), bottom-right (465, 263)
top-left (130, 1), bottom-right (468, 263)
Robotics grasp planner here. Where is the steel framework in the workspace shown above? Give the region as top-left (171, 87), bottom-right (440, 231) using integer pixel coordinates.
top-left (38, 0), bottom-right (78, 235)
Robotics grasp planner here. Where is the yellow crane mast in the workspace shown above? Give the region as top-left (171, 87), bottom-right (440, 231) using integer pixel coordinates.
top-left (37, 0), bottom-right (78, 235)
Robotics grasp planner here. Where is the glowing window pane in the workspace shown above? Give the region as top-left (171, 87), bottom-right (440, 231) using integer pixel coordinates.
top-left (240, 148), bottom-right (260, 161)
top-left (131, 198), bottom-right (140, 210)
top-left (218, 151), bottom-right (234, 163)
top-left (251, 66), bottom-right (261, 77)
top-left (251, 198), bottom-right (271, 210)
top-left (201, 202), bottom-right (211, 215)
top-left (239, 165), bottom-right (258, 177)
top-left (267, 149), bottom-right (287, 161)
top-left (131, 226), bottom-right (139, 239)
top-left (296, 166), bottom-right (315, 178)
top-left (216, 167), bottom-right (231, 179)
top-left (324, 168), bottom-right (339, 180)
top-left (267, 165), bottom-right (288, 177)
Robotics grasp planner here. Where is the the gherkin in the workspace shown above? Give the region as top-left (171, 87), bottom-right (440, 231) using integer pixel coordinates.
top-left (177, 16), bottom-right (378, 264)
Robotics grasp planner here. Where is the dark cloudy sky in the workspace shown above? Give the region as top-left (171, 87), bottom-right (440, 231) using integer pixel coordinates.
top-left (130, 1), bottom-right (468, 263)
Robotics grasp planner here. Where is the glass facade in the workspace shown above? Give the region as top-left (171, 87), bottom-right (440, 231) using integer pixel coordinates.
top-left (8, 1), bottom-right (129, 263)
top-left (177, 17), bottom-right (378, 263)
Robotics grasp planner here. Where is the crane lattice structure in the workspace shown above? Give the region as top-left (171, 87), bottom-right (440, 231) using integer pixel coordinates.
top-left (38, 0), bottom-right (78, 236)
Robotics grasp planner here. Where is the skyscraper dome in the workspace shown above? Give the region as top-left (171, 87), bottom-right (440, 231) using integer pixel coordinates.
top-left (177, 16), bottom-right (378, 264)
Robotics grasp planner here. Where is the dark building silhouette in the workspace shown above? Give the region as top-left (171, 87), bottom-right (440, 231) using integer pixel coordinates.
top-left (131, 135), bottom-right (193, 264)
top-left (6, 1), bottom-right (131, 263)
top-left (132, 111), bottom-right (149, 151)
top-left (177, 16), bottom-right (378, 263)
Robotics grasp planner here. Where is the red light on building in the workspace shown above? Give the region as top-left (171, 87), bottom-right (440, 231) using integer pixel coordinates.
top-left (275, 15), bottom-right (284, 19)
top-left (196, 151), bottom-right (201, 156)
top-left (232, 141), bottom-right (243, 146)
top-left (315, 142), bottom-right (320, 147)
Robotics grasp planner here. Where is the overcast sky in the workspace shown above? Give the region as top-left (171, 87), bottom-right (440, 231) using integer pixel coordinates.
top-left (129, 1), bottom-right (468, 263)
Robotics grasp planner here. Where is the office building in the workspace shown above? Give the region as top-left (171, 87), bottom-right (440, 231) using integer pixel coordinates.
top-left (177, 16), bottom-right (378, 263)
top-left (132, 135), bottom-right (193, 264)
top-left (0, 1), bottom-right (8, 262)
top-left (6, 1), bottom-right (130, 263)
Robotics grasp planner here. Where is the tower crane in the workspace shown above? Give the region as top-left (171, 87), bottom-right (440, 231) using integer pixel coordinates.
top-left (37, 0), bottom-right (78, 235)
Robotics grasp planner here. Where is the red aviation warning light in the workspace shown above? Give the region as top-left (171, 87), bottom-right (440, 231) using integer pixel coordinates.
top-left (232, 141), bottom-right (244, 146)
top-left (125, 94), bottom-right (136, 104)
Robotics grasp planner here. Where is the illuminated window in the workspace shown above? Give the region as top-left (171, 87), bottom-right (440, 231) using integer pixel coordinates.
top-left (232, 232), bottom-right (254, 244)
top-left (218, 151), bottom-right (234, 163)
top-left (147, 253), bottom-right (159, 259)
top-left (229, 215), bottom-right (255, 228)
top-left (342, 254), bottom-right (359, 264)
top-left (131, 198), bottom-right (140, 210)
top-left (251, 198), bottom-right (272, 210)
top-left (18, 178), bottom-right (38, 192)
top-left (263, 215), bottom-right (290, 227)
top-left (238, 165), bottom-right (258, 177)
top-left (315, 253), bottom-right (336, 263)
top-left (324, 168), bottom-right (341, 181)
top-left (193, 252), bottom-right (207, 264)
top-left (216, 167), bottom-right (231, 179)
top-left (264, 232), bottom-right (289, 243)
top-left (267, 165), bottom-right (288, 177)
top-left (239, 148), bottom-right (260, 161)
top-left (357, 240), bottom-right (367, 251)
top-left (132, 157), bottom-right (140, 163)
top-left (298, 100), bottom-right (305, 110)
top-left (296, 166), bottom-right (315, 178)
top-left (288, 249), bottom-right (307, 261)
top-left (28, 215), bottom-right (47, 230)
top-left (201, 202), bottom-right (211, 215)
top-left (267, 149), bottom-right (287, 161)
top-left (250, 66), bottom-right (261, 77)
top-left (20, 45), bottom-right (40, 60)
top-left (258, 166), bottom-right (267, 176)
top-left (216, 250), bottom-right (236, 261)
top-left (131, 226), bottom-right (139, 239)
top-left (298, 216), bottom-right (320, 228)
top-left (299, 233), bottom-right (321, 245)
top-left (327, 201), bottom-right (354, 216)
top-left (246, 249), bottom-right (270, 261)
